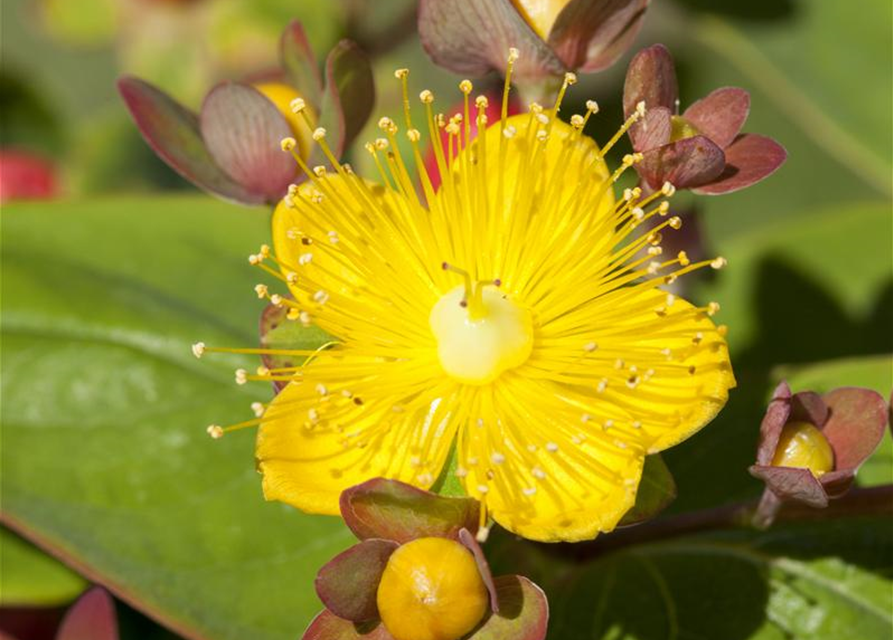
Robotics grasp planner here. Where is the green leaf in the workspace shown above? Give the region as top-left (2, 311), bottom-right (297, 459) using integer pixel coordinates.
top-left (700, 202), bottom-right (892, 360)
top-left (618, 455), bottom-right (677, 527)
top-left (1, 196), bottom-right (353, 640)
top-left (529, 517), bottom-right (893, 640)
top-left (0, 526), bottom-right (87, 606)
top-left (259, 301), bottom-right (331, 391)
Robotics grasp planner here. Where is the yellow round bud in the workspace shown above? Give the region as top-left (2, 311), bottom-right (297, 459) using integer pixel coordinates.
top-left (377, 537), bottom-right (489, 640)
top-left (771, 421), bottom-right (835, 477)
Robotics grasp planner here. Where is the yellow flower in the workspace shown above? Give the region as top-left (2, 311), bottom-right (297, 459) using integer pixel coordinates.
top-left (202, 56), bottom-right (735, 542)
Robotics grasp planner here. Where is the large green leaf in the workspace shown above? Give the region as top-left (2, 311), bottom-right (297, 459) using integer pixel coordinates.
top-left (1, 196), bottom-right (350, 640)
top-left (544, 517), bottom-right (893, 640)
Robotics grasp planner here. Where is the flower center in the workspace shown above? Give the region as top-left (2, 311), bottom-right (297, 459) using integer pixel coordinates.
top-left (430, 265), bottom-right (533, 385)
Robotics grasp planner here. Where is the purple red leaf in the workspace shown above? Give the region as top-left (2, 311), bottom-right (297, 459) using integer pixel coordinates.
top-left (340, 478), bottom-right (480, 544)
top-left (692, 134), bottom-right (786, 195)
top-left (200, 83), bottom-right (297, 203)
top-left (418, 0), bottom-right (565, 80)
top-left (682, 87), bottom-right (750, 149)
top-left (548, 0), bottom-right (650, 72)
top-left (315, 539), bottom-right (398, 623)
top-left (55, 587), bottom-right (118, 640)
top-left (117, 77), bottom-right (261, 204)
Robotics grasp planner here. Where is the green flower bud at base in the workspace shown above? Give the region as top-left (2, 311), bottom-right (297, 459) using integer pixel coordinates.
top-left (377, 537), bottom-right (489, 640)
top-left (770, 421), bottom-right (834, 477)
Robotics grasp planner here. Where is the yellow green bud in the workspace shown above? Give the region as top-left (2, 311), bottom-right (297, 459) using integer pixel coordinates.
top-left (771, 421), bottom-right (834, 477)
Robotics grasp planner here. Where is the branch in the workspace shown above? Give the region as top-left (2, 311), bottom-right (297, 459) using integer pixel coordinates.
top-left (561, 485), bottom-right (893, 560)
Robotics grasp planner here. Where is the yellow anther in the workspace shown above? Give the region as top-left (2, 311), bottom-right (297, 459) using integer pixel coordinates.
top-left (394, 68), bottom-right (409, 79)
top-left (312, 127), bottom-right (327, 141)
top-left (635, 100), bottom-right (647, 118)
top-left (707, 301), bottom-right (721, 315)
top-left (378, 117), bottom-right (397, 133)
top-left (475, 95), bottom-right (489, 109)
top-left (280, 137), bottom-right (297, 152)
top-left (207, 425), bottom-right (224, 439)
top-left (661, 181), bottom-right (676, 197)
top-left (668, 216), bottom-right (682, 229)
top-left (677, 250), bottom-right (690, 266)
top-left (564, 72), bottom-right (577, 85)
top-left (586, 100), bottom-right (600, 113)
top-left (375, 138), bottom-right (390, 151)
top-left (191, 342), bottom-right (205, 358)
top-left (419, 89), bottom-right (434, 104)
top-left (570, 114), bottom-right (585, 128)
top-left (289, 98), bottom-right (306, 114)
top-left (711, 256), bottom-right (728, 269)
top-left (459, 79), bottom-right (473, 94)
top-left (407, 129), bottom-right (421, 143)
top-left (508, 47), bottom-right (519, 62)
top-left (313, 166), bottom-right (327, 178)
top-left (254, 284), bottom-right (269, 299)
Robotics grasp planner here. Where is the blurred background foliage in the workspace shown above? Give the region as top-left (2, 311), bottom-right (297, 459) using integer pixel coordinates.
top-left (1, 0), bottom-right (890, 639)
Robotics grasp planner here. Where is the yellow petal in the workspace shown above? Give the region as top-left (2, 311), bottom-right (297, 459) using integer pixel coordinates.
top-left (457, 378), bottom-right (643, 542)
top-left (430, 113), bottom-right (615, 294)
top-left (271, 177), bottom-right (439, 354)
top-left (457, 289), bottom-right (734, 542)
top-left (256, 350), bottom-right (458, 514)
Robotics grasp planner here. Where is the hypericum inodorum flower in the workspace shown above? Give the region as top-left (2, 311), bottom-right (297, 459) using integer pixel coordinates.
top-left (749, 381), bottom-right (887, 527)
top-left (419, 0), bottom-right (649, 84)
top-left (118, 20), bottom-right (373, 205)
top-left (624, 43), bottom-right (787, 195)
top-left (197, 54), bottom-right (736, 543)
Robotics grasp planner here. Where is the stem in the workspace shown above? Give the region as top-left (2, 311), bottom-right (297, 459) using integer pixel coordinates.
top-left (563, 485), bottom-right (893, 560)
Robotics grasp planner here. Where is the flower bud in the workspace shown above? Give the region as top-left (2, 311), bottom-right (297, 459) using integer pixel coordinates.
top-left (770, 421), bottom-right (834, 477)
top-left (377, 537), bottom-right (489, 640)
top-left (511, 0), bottom-right (573, 39)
